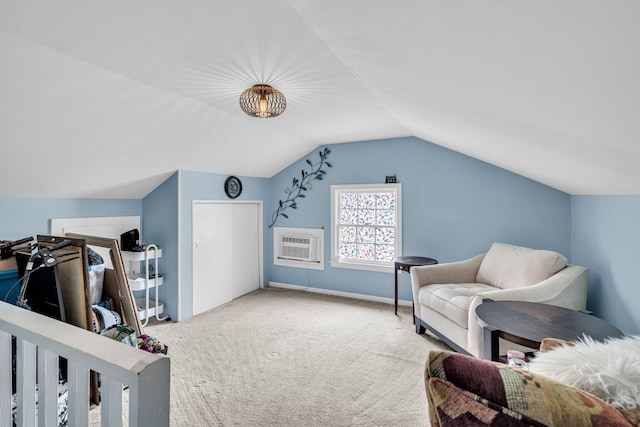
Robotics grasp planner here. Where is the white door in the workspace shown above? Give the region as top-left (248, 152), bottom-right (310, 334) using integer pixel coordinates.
top-left (192, 203), bottom-right (233, 315)
top-left (231, 203), bottom-right (260, 299)
top-left (192, 202), bottom-right (261, 316)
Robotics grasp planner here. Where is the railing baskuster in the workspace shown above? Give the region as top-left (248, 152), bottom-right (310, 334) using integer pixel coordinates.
top-left (0, 300), bottom-right (170, 427)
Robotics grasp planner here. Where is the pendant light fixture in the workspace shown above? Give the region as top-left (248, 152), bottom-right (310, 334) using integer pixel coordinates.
top-left (239, 84), bottom-right (286, 118)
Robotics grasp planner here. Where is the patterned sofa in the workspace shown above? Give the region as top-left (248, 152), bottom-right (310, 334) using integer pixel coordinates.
top-left (425, 350), bottom-right (640, 426)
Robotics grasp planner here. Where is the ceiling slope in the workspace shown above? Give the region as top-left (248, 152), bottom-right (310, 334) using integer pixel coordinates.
top-left (289, 0), bottom-right (640, 195)
top-left (1, 1), bottom-right (639, 197)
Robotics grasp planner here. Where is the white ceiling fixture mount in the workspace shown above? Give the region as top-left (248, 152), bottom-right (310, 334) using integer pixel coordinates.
top-left (239, 84), bottom-right (287, 118)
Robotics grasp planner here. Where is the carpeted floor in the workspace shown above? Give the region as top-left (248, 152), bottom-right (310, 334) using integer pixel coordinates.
top-left (97, 287), bottom-right (450, 426)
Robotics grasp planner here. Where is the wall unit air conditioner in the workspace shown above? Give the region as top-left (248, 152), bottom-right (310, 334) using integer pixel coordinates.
top-left (279, 235), bottom-right (319, 262)
top-left (273, 227), bottom-right (324, 270)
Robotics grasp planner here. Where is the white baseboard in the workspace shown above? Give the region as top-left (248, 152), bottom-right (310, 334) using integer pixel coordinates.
top-left (268, 281), bottom-right (412, 307)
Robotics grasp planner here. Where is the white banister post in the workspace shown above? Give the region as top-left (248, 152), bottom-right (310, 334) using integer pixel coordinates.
top-left (16, 338), bottom-right (37, 427)
top-left (38, 348), bottom-right (59, 427)
top-left (129, 356), bottom-right (170, 427)
top-left (101, 375), bottom-right (123, 427)
top-left (1, 300), bottom-right (171, 426)
top-left (0, 331), bottom-right (12, 427)
top-left (67, 359), bottom-right (90, 427)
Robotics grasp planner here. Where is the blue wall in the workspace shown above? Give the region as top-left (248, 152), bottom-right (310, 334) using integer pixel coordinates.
top-left (0, 197), bottom-right (141, 240)
top-left (4, 138), bottom-right (637, 336)
top-left (571, 196), bottom-right (640, 335)
top-left (0, 197), bottom-right (141, 304)
top-left (267, 137), bottom-right (572, 302)
top-left (141, 172), bottom-right (179, 321)
top-left (178, 170), bottom-right (271, 319)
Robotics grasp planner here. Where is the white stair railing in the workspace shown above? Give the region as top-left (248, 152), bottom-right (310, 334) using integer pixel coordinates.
top-left (0, 300), bottom-right (170, 427)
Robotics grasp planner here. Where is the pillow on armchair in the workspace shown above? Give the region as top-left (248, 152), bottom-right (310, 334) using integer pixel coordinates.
top-left (475, 242), bottom-right (567, 289)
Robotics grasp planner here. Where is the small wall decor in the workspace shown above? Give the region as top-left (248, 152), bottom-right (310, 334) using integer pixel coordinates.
top-left (269, 147), bottom-right (332, 228)
top-left (224, 176), bottom-right (243, 199)
top-left (385, 175), bottom-right (397, 184)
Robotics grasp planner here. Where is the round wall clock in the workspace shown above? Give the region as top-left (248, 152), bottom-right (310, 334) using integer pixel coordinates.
top-left (224, 176), bottom-right (242, 199)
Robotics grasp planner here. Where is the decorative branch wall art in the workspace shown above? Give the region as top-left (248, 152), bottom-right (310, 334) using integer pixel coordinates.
top-left (269, 147), bottom-right (332, 228)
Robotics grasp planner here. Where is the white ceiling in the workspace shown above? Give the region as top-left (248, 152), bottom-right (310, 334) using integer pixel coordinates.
top-left (1, 1), bottom-right (638, 198)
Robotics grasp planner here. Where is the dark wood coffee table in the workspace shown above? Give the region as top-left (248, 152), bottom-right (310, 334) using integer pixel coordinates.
top-left (475, 300), bottom-right (623, 361)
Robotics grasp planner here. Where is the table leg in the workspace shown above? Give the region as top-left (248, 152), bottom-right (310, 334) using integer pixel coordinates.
top-left (394, 267), bottom-right (399, 315)
top-left (482, 325), bottom-right (500, 361)
top-left (412, 302), bottom-right (415, 324)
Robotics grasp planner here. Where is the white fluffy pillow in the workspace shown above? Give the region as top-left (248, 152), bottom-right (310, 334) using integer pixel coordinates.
top-left (528, 335), bottom-right (640, 409)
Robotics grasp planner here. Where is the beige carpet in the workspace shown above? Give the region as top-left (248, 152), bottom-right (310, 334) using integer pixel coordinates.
top-left (98, 288), bottom-right (450, 426)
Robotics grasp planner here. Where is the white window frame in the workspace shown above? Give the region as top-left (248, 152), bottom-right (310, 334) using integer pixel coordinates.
top-left (330, 183), bottom-right (402, 273)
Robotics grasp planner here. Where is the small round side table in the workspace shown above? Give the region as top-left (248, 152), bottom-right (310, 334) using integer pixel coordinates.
top-left (394, 256), bottom-right (438, 315)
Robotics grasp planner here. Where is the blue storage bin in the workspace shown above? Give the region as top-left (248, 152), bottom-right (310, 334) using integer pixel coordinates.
top-left (0, 269), bottom-right (20, 305)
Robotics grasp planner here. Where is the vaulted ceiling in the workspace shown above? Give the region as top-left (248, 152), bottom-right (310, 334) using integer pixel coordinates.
top-left (1, 1), bottom-right (638, 198)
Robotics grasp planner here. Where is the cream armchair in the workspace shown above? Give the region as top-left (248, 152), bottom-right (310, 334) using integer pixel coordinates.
top-left (410, 242), bottom-right (588, 358)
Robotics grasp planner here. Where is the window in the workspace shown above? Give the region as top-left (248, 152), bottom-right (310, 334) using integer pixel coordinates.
top-left (330, 183), bottom-right (402, 272)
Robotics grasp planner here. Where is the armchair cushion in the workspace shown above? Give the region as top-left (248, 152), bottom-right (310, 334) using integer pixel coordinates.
top-left (476, 242), bottom-right (567, 289)
top-left (426, 350), bottom-right (635, 427)
top-left (418, 283), bottom-right (495, 328)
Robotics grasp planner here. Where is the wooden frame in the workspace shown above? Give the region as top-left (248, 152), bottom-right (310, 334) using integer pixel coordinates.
top-left (36, 235), bottom-right (102, 404)
top-left (36, 236), bottom-right (92, 332)
top-left (66, 233), bottom-right (142, 336)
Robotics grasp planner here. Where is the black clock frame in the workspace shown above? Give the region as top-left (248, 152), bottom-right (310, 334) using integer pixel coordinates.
top-left (224, 176), bottom-right (242, 199)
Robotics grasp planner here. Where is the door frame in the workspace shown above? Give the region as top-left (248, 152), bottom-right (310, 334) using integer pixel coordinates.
top-left (191, 200), bottom-right (264, 312)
